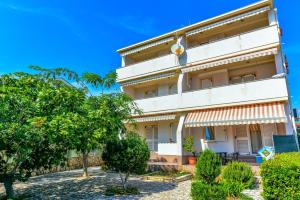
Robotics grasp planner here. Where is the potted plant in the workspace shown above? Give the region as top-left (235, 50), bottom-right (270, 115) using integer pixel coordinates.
top-left (183, 135), bottom-right (197, 165)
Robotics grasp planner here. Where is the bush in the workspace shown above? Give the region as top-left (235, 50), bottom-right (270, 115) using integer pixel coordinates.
top-left (261, 152), bottom-right (300, 200)
top-left (221, 162), bottom-right (254, 189)
top-left (191, 181), bottom-right (226, 200)
top-left (102, 133), bottom-right (150, 189)
top-left (195, 149), bottom-right (221, 184)
top-left (221, 181), bottom-right (244, 198)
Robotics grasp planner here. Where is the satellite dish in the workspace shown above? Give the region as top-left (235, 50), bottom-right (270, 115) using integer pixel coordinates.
top-left (171, 43), bottom-right (184, 56)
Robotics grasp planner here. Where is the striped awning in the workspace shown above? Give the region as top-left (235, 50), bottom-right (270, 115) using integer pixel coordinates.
top-left (184, 102), bottom-right (286, 127)
top-left (121, 72), bottom-right (177, 87)
top-left (186, 6), bottom-right (270, 37)
top-left (133, 114), bottom-right (176, 123)
top-left (120, 36), bottom-right (175, 56)
top-left (181, 48), bottom-right (278, 73)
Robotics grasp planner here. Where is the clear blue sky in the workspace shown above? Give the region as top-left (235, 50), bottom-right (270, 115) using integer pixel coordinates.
top-left (0, 0), bottom-right (299, 108)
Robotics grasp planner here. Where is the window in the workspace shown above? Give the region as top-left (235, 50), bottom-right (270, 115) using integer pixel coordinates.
top-left (145, 126), bottom-right (158, 151)
top-left (201, 78), bottom-right (212, 89)
top-left (204, 127), bottom-right (215, 141)
top-left (230, 74), bottom-right (256, 84)
top-left (169, 123), bottom-right (177, 143)
top-left (242, 74), bottom-right (256, 82)
top-left (144, 89), bottom-right (158, 98)
top-left (168, 84), bottom-right (177, 95)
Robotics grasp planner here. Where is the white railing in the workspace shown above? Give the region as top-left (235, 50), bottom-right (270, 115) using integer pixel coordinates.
top-left (158, 143), bottom-right (178, 155)
top-left (134, 78), bottom-right (288, 114)
top-left (117, 26), bottom-right (279, 82)
top-left (117, 53), bottom-right (177, 81)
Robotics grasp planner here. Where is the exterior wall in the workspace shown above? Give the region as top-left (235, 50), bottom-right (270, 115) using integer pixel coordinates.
top-left (117, 26), bottom-right (280, 81)
top-left (135, 78), bottom-right (288, 114)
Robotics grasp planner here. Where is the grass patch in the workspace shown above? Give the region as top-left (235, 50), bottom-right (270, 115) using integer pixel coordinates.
top-left (104, 186), bottom-right (140, 196)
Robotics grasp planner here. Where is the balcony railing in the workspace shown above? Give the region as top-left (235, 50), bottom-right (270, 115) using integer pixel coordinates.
top-left (134, 78), bottom-right (288, 114)
top-left (117, 25), bottom-right (280, 82)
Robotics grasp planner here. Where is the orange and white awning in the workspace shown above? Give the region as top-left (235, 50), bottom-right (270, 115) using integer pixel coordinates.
top-left (184, 102), bottom-right (286, 127)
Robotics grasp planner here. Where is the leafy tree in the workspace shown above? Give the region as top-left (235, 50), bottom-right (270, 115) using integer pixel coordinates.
top-left (33, 67), bottom-right (139, 177)
top-left (102, 133), bottom-right (150, 189)
top-left (0, 72), bottom-right (85, 198)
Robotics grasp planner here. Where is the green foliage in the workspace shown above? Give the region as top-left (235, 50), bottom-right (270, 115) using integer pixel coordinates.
top-left (0, 72), bottom-right (85, 198)
top-left (195, 149), bottom-right (221, 184)
top-left (221, 181), bottom-right (245, 198)
top-left (34, 66), bottom-right (139, 177)
top-left (182, 135), bottom-right (195, 155)
top-left (261, 152), bottom-right (300, 200)
top-left (104, 186), bottom-right (139, 196)
top-left (221, 162), bottom-right (254, 190)
top-left (191, 181), bottom-right (226, 200)
top-left (102, 133), bottom-right (150, 189)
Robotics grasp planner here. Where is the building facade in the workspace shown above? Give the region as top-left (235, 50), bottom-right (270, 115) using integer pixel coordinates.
top-left (116, 0), bottom-right (297, 165)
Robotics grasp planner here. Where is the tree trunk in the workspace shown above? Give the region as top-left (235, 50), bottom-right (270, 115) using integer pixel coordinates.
top-left (82, 153), bottom-right (89, 177)
top-left (4, 178), bottom-right (14, 199)
top-left (119, 172), bottom-right (130, 190)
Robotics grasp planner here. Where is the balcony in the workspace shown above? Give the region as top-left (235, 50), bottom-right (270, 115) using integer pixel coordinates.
top-left (117, 25), bottom-right (280, 82)
top-left (134, 78), bottom-right (288, 114)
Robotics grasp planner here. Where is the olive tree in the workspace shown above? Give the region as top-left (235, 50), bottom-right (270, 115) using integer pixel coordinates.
top-left (102, 133), bottom-right (150, 189)
top-left (0, 72), bottom-right (85, 198)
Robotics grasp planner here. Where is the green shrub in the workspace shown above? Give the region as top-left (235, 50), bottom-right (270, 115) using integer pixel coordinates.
top-left (102, 133), bottom-right (150, 189)
top-left (261, 152), bottom-right (300, 200)
top-left (191, 181), bottom-right (226, 200)
top-left (221, 181), bottom-right (244, 198)
top-left (221, 162), bottom-right (254, 189)
top-left (195, 149), bottom-right (221, 184)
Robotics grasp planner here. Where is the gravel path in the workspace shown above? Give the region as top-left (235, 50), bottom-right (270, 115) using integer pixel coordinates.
top-left (0, 167), bottom-right (192, 200)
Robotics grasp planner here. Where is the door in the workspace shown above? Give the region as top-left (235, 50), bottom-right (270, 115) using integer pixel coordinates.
top-left (249, 124), bottom-right (263, 154)
top-left (235, 125), bottom-right (250, 154)
top-left (261, 124), bottom-right (276, 147)
top-left (145, 126), bottom-right (158, 151)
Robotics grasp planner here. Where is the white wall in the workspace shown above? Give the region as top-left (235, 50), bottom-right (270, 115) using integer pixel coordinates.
top-left (135, 78), bottom-right (288, 114)
top-left (117, 26), bottom-right (279, 82)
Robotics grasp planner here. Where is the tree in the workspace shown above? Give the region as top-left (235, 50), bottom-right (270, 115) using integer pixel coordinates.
top-left (0, 72), bottom-right (85, 198)
top-left (102, 133), bottom-right (150, 189)
top-left (34, 67), bottom-right (140, 177)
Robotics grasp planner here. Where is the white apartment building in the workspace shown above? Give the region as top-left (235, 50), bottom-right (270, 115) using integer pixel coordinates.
top-left (116, 0), bottom-right (297, 166)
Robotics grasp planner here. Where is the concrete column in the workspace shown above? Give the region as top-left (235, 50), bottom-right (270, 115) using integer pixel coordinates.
top-left (177, 73), bottom-right (184, 95)
top-left (268, 9), bottom-right (278, 26)
top-left (176, 114), bottom-right (186, 164)
top-left (121, 56), bottom-right (126, 67)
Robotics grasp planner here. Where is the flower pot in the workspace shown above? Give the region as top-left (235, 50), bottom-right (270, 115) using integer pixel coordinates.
top-left (188, 156), bottom-right (197, 165)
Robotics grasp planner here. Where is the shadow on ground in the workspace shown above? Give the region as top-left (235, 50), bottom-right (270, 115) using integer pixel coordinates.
top-left (0, 167), bottom-right (177, 200)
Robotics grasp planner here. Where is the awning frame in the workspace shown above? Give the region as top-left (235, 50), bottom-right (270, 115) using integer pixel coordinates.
top-left (132, 114), bottom-right (177, 123)
top-left (121, 72), bottom-right (177, 87)
top-left (120, 36), bottom-right (175, 57)
top-left (181, 48), bottom-right (278, 73)
top-left (186, 6), bottom-right (270, 37)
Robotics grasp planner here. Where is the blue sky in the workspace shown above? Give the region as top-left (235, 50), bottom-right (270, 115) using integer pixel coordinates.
top-left (0, 0), bottom-right (299, 108)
